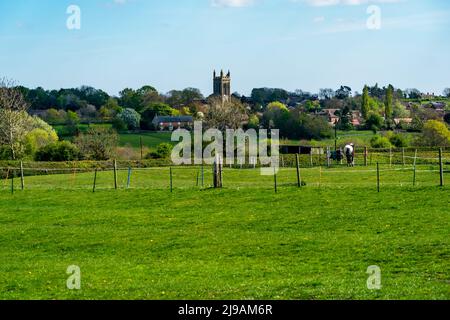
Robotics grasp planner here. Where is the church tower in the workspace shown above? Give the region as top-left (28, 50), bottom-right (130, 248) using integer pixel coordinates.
top-left (213, 70), bottom-right (231, 102)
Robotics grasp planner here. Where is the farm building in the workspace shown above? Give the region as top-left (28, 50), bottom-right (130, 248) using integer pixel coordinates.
top-left (152, 115), bottom-right (194, 131)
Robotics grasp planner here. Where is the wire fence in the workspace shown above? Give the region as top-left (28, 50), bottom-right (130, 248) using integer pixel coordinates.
top-left (279, 147), bottom-right (450, 168)
top-left (0, 148), bottom-right (448, 192)
top-left (1, 162), bottom-right (448, 193)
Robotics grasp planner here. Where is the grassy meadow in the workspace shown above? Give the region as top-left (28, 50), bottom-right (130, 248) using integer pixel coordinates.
top-left (0, 166), bottom-right (449, 300)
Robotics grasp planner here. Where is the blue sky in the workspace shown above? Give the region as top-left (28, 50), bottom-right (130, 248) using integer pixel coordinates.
top-left (0, 0), bottom-right (449, 96)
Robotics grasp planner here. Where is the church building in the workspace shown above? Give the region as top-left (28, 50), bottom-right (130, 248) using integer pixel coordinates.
top-left (213, 70), bottom-right (231, 102)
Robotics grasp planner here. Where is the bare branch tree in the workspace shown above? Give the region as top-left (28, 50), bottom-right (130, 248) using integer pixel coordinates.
top-left (204, 96), bottom-right (247, 131)
top-left (0, 78), bottom-right (30, 159)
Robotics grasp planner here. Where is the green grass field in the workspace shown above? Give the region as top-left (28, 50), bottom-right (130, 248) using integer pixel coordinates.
top-left (118, 132), bottom-right (175, 149)
top-left (0, 166), bottom-right (448, 300)
top-left (53, 124), bottom-right (174, 150)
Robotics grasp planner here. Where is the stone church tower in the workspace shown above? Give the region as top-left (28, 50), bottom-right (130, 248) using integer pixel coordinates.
top-left (213, 70), bottom-right (231, 102)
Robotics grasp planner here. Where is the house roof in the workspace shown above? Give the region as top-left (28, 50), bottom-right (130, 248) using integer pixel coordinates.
top-left (153, 116), bottom-right (193, 123)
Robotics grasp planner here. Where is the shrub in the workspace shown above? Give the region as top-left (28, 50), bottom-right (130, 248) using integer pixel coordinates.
top-left (66, 110), bottom-right (80, 125)
top-left (112, 117), bottom-right (128, 132)
top-left (22, 115), bottom-right (59, 157)
top-left (35, 141), bottom-right (82, 161)
top-left (74, 128), bottom-right (118, 160)
top-left (24, 128), bottom-right (59, 156)
top-left (0, 145), bottom-right (12, 160)
top-left (146, 143), bottom-right (173, 159)
top-left (370, 135), bottom-right (392, 149)
top-left (444, 113), bottom-right (450, 125)
top-left (418, 120), bottom-right (450, 147)
top-left (365, 113), bottom-right (384, 133)
top-left (387, 132), bottom-right (409, 148)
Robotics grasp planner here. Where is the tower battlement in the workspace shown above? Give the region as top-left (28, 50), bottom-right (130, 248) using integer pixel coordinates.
top-left (213, 69), bottom-right (231, 102)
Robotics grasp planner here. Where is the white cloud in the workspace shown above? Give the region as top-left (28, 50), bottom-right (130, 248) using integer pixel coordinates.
top-left (303, 0), bottom-right (404, 6)
top-left (113, 0), bottom-right (129, 5)
top-left (211, 0), bottom-right (254, 7)
top-left (314, 10), bottom-right (450, 34)
top-left (313, 16), bottom-right (326, 23)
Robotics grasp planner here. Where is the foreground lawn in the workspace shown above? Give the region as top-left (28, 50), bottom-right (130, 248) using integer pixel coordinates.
top-left (0, 185), bottom-right (448, 300)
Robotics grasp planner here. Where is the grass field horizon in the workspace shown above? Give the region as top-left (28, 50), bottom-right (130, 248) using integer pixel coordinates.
top-left (0, 166), bottom-right (448, 300)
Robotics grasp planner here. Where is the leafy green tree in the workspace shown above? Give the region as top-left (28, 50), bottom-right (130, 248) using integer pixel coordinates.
top-left (410, 115), bottom-right (424, 132)
top-left (66, 110), bottom-right (80, 125)
top-left (393, 101), bottom-right (410, 118)
top-left (77, 86), bottom-right (109, 108)
top-left (365, 113), bottom-right (384, 133)
top-left (405, 88), bottom-right (422, 99)
top-left (100, 98), bottom-right (122, 119)
top-left (361, 85), bottom-right (370, 120)
top-left (24, 128), bottom-right (58, 156)
top-left (45, 108), bottom-right (65, 123)
top-left (119, 88), bottom-right (141, 110)
top-left (140, 103), bottom-right (178, 130)
top-left (0, 79), bottom-right (30, 159)
top-left (444, 113), bottom-right (450, 125)
top-left (335, 86), bottom-right (352, 100)
top-left (336, 106), bottom-right (353, 131)
top-left (251, 88), bottom-right (289, 106)
top-left (262, 102), bottom-right (289, 129)
top-left (75, 128), bottom-right (118, 160)
top-left (247, 114), bottom-right (260, 130)
top-left (319, 88), bottom-right (335, 100)
top-left (117, 108), bottom-right (141, 130)
top-left (419, 120), bottom-right (450, 147)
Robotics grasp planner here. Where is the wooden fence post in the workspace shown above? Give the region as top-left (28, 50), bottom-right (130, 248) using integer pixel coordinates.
top-left (11, 171), bottom-right (14, 195)
top-left (327, 147), bottom-right (331, 168)
top-left (93, 169), bottom-right (98, 193)
top-left (319, 166), bottom-right (322, 188)
top-left (364, 147), bottom-right (368, 167)
top-left (219, 156), bottom-right (223, 188)
top-left (389, 148), bottom-right (392, 168)
top-left (274, 167), bottom-right (277, 193)
top-left (296, 154), bottom-right (301, 188)
top-left (439, 148), bottom-right (444, 187)
top-left (201, 162), bottom-right (204, 187)
top-left (412, 149), bottom-right (418, 187)
top-left (20, 161), bottom-right (24, 190)
top-left (113, 160), bottom-right (118, 190)
top-left (402, 148), bottom-right (406, 166)
top-left (310, 150), bottom-right (313, 167)
top-left (213, 155), bottom-right (222, 188)
top-left (377, 162), bottom-right (380, 193)
top-left (127, 167), bottom-right (132, 189)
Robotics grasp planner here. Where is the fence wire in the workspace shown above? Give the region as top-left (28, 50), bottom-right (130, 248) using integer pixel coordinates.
top-left (1, 163), bottom-right (448, 192)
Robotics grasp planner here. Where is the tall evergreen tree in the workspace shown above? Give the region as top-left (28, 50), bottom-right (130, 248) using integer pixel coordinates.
top-left (361, 85), bottom-right (370, 120)
top-left (385, 84), bottom-right (394, 128)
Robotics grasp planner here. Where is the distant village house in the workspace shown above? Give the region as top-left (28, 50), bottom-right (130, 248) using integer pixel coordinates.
top-left (152, 115), bottom-right (193, 131)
